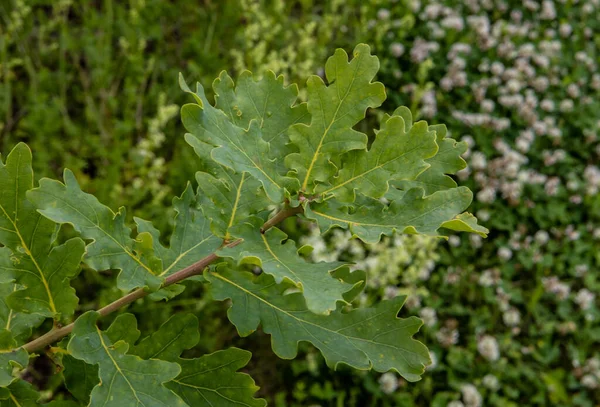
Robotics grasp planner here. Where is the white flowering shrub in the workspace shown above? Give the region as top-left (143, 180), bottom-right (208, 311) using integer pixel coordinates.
top-left (271, 1), bottom-right (600, 406)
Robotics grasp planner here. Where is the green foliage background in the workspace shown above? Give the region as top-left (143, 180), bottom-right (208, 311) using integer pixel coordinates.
top-left (1, 0), bottom-right (599, 406)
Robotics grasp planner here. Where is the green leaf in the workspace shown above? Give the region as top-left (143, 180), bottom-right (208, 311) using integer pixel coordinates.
top-left (316, 114), bottom-right (438, 202)
top-left (305, 187), bottom-right (475, 244)
top-left (131, 314), bottom-right (266, 407)
top-left (395, 116), bottom-right (468, 194)
top-left (67, 312), bottom-right (186, 407)
top-left (135, 183), bottom-right (221, 276)
top-left (62, 314), bottom-right (140, 404)
top-left (0, 277), bottom-right (43, 344)
top-left (0, 380), bottom-right (39, 406)
top-left (285, 44), bottom-right (386, 192)
top-left (0, 330), bottom-right (28, 387)
top-left (206, 268), bottom-right (430, 382)
top-left (0, 143), bottom-right (86, 321)
top-left (185, 135), bottom-right (271, 240)
top-left (28, 170), bottom-right (163, 292)
top-left (440, 212), bottom-right (489, 237)
top-left (105, 313), bottom-right (141, 345)
top-left (181, 75), bottom-right (297, 202)
top-left (0, 379), bottom-right (80, 406)
top-left (219, 217), bottom-right (354, 314)
top-left (62, 354), bottom-right (98, 405)
top-left (213, 70), bottom-right (309, 159)
top-left (167, 348), bottom-right (267, 407)
top-left (131, 313), bottom-right (199, 361)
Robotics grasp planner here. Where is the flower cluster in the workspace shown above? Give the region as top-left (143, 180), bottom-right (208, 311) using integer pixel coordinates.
top-left (279, 1), bottom-right (600, 406)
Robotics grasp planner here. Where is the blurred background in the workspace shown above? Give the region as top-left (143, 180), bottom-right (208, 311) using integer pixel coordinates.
top-left (1, 0), bottom-right (599, 406)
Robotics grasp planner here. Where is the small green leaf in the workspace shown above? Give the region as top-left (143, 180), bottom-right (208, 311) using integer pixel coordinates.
top-left (0, 143), bottom-right (86, 321)
top-left (167, 348), bottom-right (267, 407)
top-left (67, 312), bottom-right (186, 407)
top-left (28, 170), bottom-right (163, 292)
top-left (305, 187), bottom-right (475, 244)
top-left (285, 44), bottom-right (386, 192)
top-left (316, 114), bottom-right (437, 202)
top-left (440, 212), bottom-right (489, 237)
top-left (207, 268), bottom-right (430, 382)
top-left (181, 75), bottom-right (297, 202)
top-left (219, 217), bottom-right (354, 314)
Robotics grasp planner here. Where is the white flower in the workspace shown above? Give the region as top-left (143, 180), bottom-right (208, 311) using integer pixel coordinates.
top-left (448, 235), bottom-right (461, 247)
top-left (378, 372), bottom-right (398, 394)
top-left (498, 247), bottom-right (513, 262)
top-left (377, 8), bottom-right (391, 20)
top-left (419, 307), bottom-right (438, 327)
top-left (384, 286), bottom-right (399, 299)
top-left (542, 277), bottom-right (571, 300)
top-left (477, 335), bottom-right (500, 361)
top-left (436, 327), bottom-right (459, 347)
top-left (389, 42), bottom-right (405, 58)
top-left (503, 308), bottom-right (521, 327)
top-left (461, 384), bottom-right (482, 407)
top-left (471, 152), bottom-right (487, 170)
top-left (574, 289), bottom-right (595, 310)
top-left (534, 230), bottom-right (550, 245)
top-left (581, 374), bottom-right (598, 389)
top-left (482, 374), bottom-right (499, 390)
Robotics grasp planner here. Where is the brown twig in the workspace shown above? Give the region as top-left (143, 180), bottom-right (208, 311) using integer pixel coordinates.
top-left (22, 204), bottom-right (303, 353)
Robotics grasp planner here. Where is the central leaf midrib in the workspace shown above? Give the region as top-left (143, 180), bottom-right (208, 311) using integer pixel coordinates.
top-left (301, 55), bottom-right (362, 191)
top-left (322, 142), bottom-right (430, 195)
top-left (96, 326), bottom-right (146, 406)
top-left (0, 203), bottom-right (57, 314)
top-left (207, 114), bottom-right (280, 191)
top-left (212, 273), bottom-right (422, 358)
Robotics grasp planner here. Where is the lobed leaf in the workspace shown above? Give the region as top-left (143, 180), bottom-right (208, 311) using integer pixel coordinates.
top-left (28, 170), bottom-right (163, 292)
top-left (166, 348), bottom-right (267, 407)
top-left (131, 313), bottom-right (266, 406)
top-left (67, 311), bottom-right (186, 407)
top-left (0, 143), bottom-right (85, 322)
top-left (440, 212), bottom-right (489, 237)
top-left (218, 217), bottom-right (355, 314)
top-left (206, 267), bottom-right (430, 382)
top-left (394, 110), bottom-right (468, 194)
top-left (213, 70), bottom-right (309, 161)
top-left (181, 75), bottom-right (297, 202)
top-left (285, 43), bottom-right (386, 192)
top-left (316, 114), bottom-right (438, 202)
top-left (186, 137), bottom-right (270, 239)
top-left (305, 187), bottom-right (483, 244)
